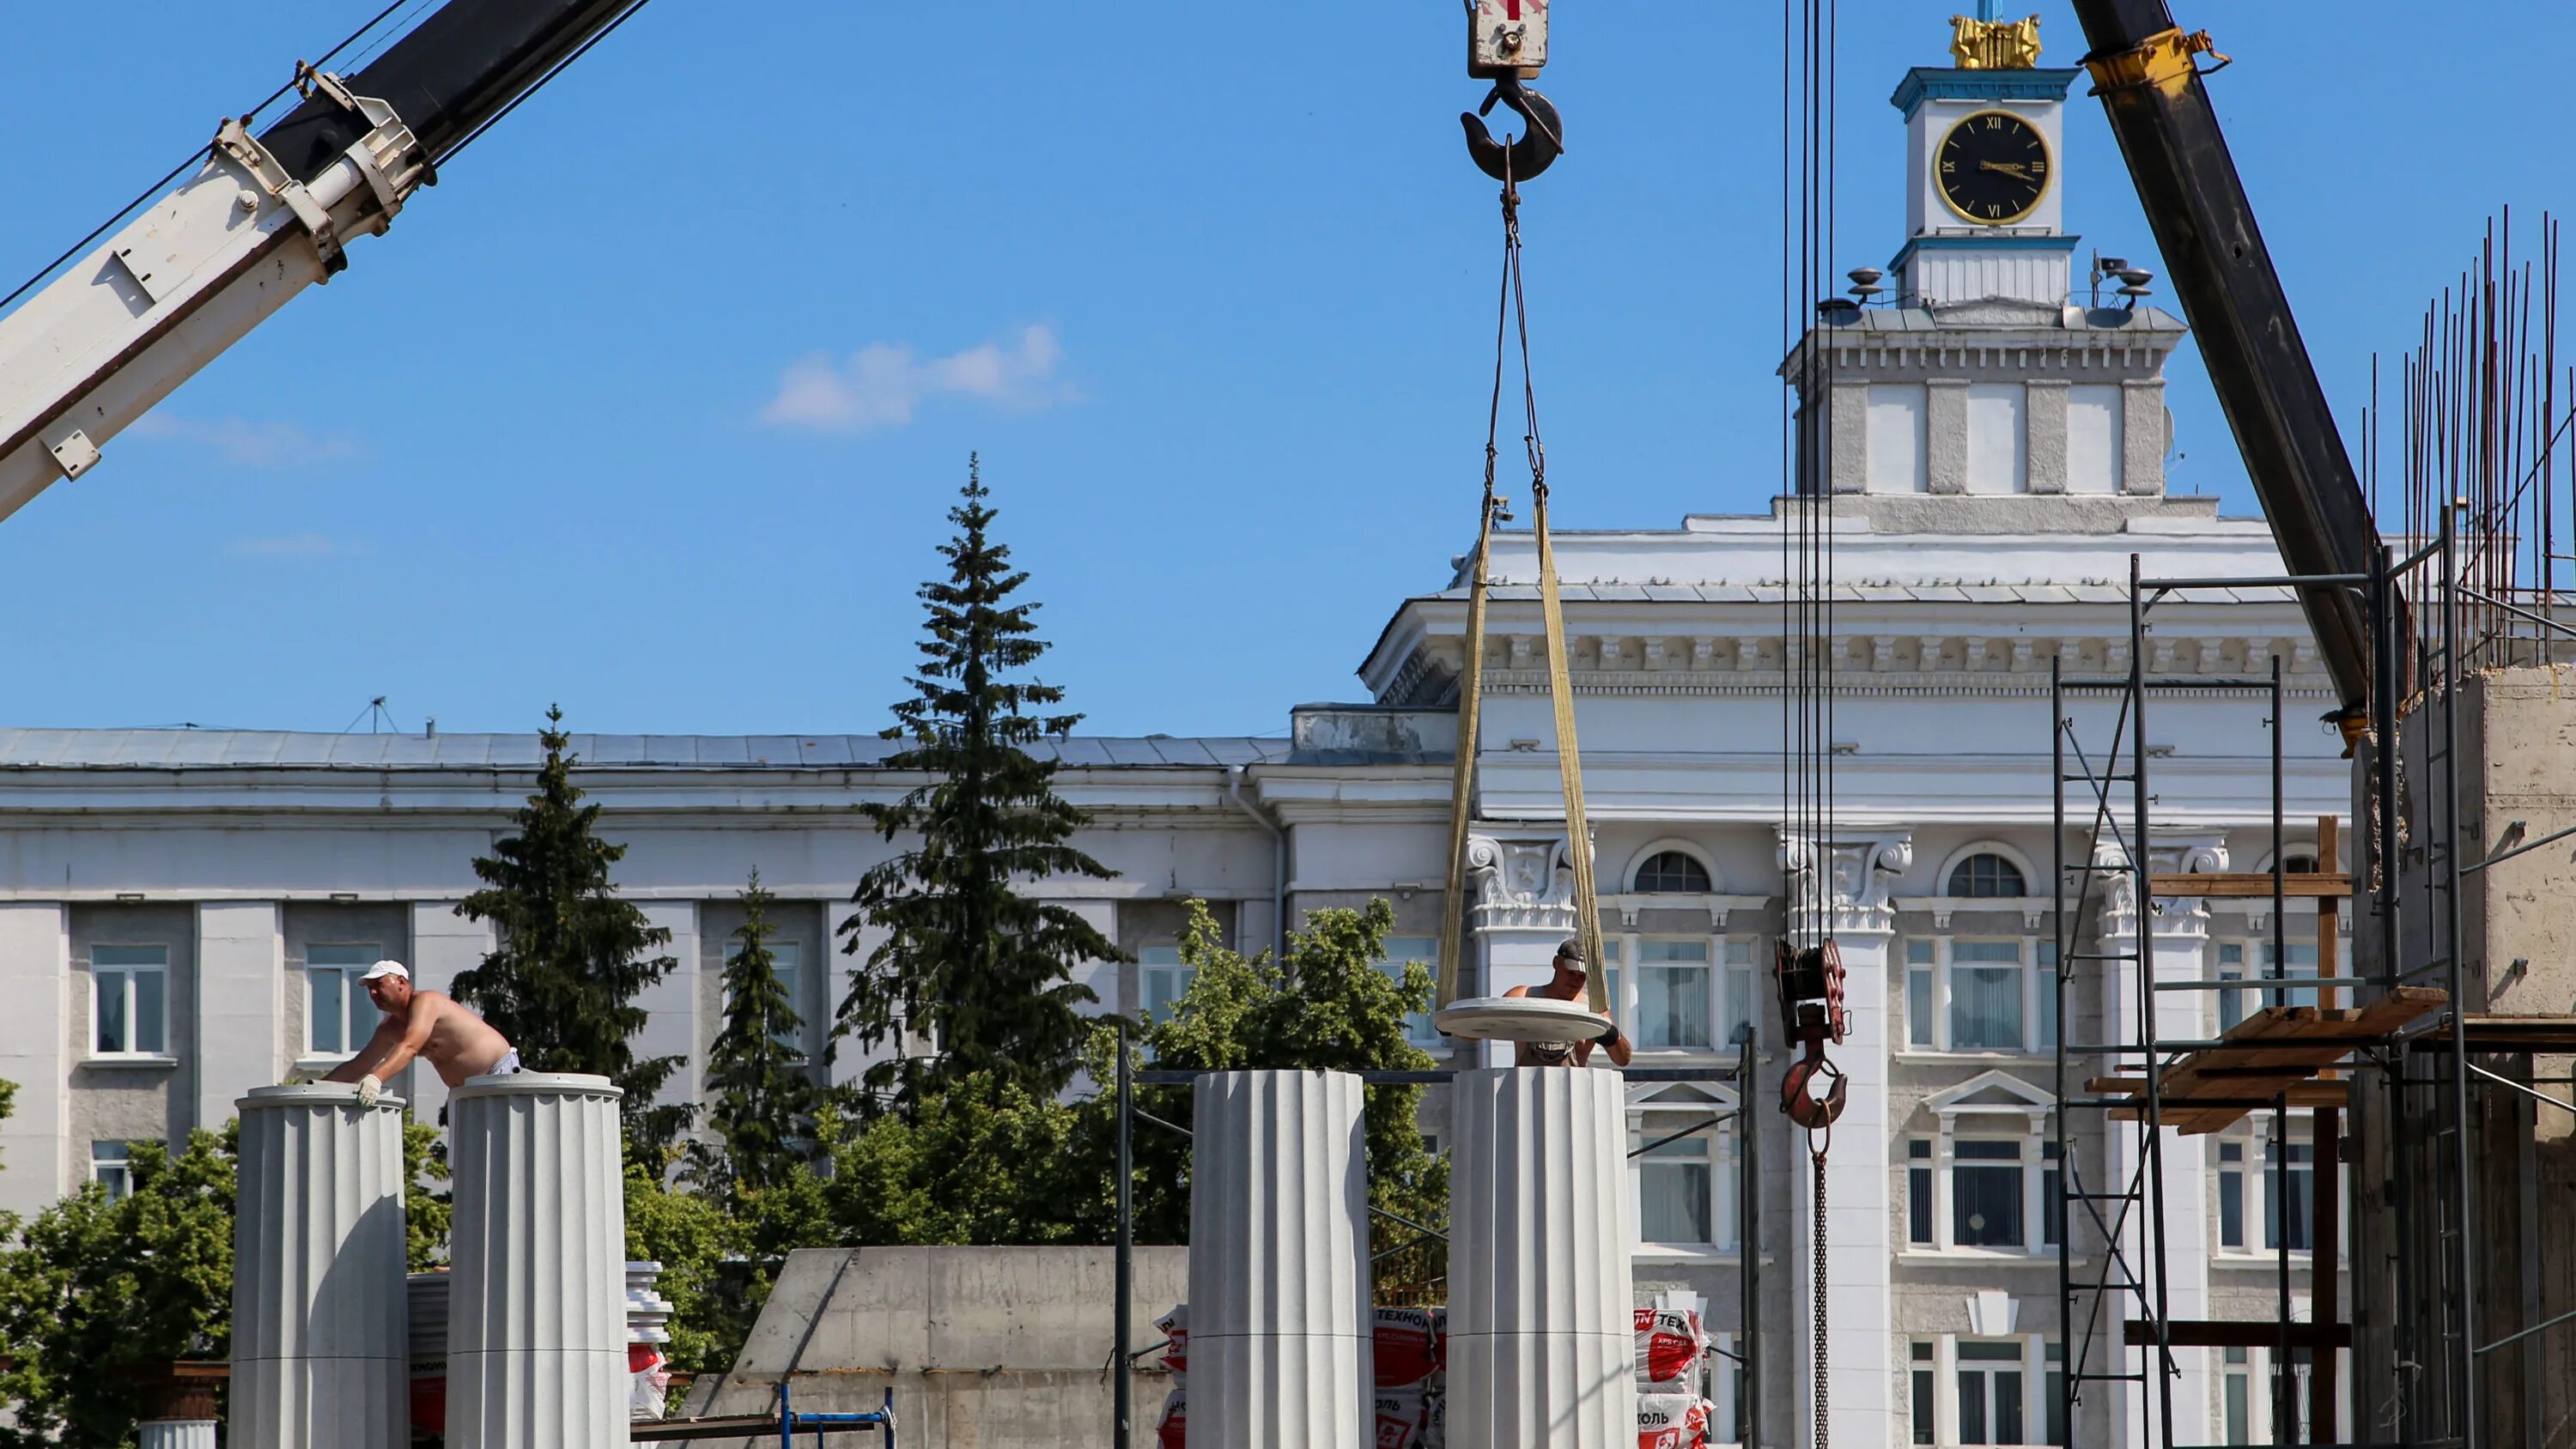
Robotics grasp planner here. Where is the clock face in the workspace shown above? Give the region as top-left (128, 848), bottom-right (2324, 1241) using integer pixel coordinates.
top-left (1936, 110), bottom-right (2050, 226)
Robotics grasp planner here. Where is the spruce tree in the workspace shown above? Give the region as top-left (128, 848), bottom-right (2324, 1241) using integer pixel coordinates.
top-left (693, 871), bottom-right (817, 1195)
top-left (838, 455), bottom-right (1121, 1114)
top-left (455, 706), bottom-right (688, 1157)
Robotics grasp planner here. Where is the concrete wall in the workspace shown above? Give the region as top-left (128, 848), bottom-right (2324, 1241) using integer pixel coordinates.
top-left (683, 1246), bottom-right (1188, 1449)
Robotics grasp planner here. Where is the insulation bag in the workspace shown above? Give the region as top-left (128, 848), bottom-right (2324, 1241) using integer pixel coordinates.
top-left (1637, 1391), bottom-right (1710, 1449)
top-left (1372, 1307), bottom-right (1439, 1387)
top-left (1157, 1388), bottom-right (1187, 1449)
top-left (1633, 1307), bottom-right (1708, 1387)
top-left (1374, 1387), bottom-right (1426, 1449)
top-left (1157, 1304), bottom-right (1189, 1385)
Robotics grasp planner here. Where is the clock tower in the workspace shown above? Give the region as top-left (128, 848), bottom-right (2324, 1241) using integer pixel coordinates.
top-left (1889, 12), bottom-right (2081, 308)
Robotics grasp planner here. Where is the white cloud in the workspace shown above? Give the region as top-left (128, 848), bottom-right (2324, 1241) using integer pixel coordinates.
top-left (129, 413), bottom-right (361, 467)
top-left (759, 324), bottom-right (1075, 434)
top-left (226, 533), bottom-right (370, 558)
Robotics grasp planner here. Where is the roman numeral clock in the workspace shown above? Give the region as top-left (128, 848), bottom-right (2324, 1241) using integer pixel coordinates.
top-left (1937, 110), bottom-right (2049, 225)
top-left (1886, 27), bottom-right (2082, 310)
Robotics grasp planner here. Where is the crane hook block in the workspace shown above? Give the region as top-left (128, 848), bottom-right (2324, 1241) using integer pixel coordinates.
top-left (1469, 0), bottom-right (1550, 80)
top-left (1461, 77), bottom-right (1564, 184)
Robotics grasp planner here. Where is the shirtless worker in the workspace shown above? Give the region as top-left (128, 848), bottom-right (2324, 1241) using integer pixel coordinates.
top-left (322, 960), bottom-right (519, 1103)
top-left (1504, 936), bottom-right (1634, 1069)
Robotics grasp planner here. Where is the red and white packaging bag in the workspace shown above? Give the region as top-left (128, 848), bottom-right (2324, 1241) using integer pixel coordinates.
top-left (1156, 1304), bottom-right (1188, 1385)
top-left (1632, 1307), bottom-right (1708, 1387)
top-left (1420, 1389), bottom-right (1447, 1449)
top-left (1157, 1388), bottom-right (1187, 1449)
top-left (1428, 1307), bottom-right (1448, 1382)
top-left (1637, 1391), bottom-right (1710, 1449)
top-left (1372, 1307), bottom-right (1439, 1387)
top-left (1373, 1388), bottom-right (1426, 1449)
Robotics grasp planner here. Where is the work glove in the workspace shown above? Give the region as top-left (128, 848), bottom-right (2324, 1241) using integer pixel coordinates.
top-left (1595, 1021), bottom-right (1622, 1047)
top-left (356, 1074), bottom-right (382, 1106)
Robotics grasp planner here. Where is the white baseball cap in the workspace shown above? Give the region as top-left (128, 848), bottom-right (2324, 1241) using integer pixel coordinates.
top-left (359, 959), bottom-right (410, 983)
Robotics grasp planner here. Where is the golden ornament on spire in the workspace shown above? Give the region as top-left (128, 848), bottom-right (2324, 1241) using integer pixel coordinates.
top-left (1949, 13), bottom-right (2043, 69)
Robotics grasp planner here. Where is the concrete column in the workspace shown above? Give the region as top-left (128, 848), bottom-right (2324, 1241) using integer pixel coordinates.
top-left (633, 902), bottom-right (699, 1114)
top-left (1828, 379), bottom-right (1870, 494)
top-left (1797, 927), bottom-right (1896, 1449)
top-left (447, 1073), bottom-right (628, 1449)
top-left (1448, 1067), bottom-right (1637, 1449)
top-left (197, 903), bottom-right (285, 1132)
top-left (1926, 378), bottom-right (1971, 493)
top-left (406, 902), bottom-right (495, 1125)
top-left (1188, 1070), bottom-right (1372, 1447)
top-left (137, 1422), bottom-right (216, 1449)
top-left (2121, 379), bottom-right (2167, 494)
top-left (0, 903), bottom-right (72, 1217)
top-left (2026, 379), bottom-right (2070, 494)
top-left (231, 1082), bottom-right (410, 1449)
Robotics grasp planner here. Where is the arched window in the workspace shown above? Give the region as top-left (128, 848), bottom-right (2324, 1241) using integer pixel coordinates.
top-left (1634, 850), bottom-right (1714, 894)
top-left (2281, 852), bottom-right (2319, 876)
top-left (1947, 853), bottom-right (2026, 899)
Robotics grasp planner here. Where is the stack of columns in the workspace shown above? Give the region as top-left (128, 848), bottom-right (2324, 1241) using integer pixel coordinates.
top-left (446, 1072), bottom-right (629, 1449)
top-left (1448, 1066), bottom-right (1637, 1448)
top-left (231, 1082), bottom-right (410, 1448)
top-left (1188, 1070), bottom-right (1372, 1446)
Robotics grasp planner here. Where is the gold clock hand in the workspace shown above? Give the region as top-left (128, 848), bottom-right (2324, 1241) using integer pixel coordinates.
top-left (1978, 160), bottom-right (2032, 180)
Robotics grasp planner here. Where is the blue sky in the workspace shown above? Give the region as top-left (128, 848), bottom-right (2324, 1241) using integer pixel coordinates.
top-left (1, 2), bottom-right (2567, 739)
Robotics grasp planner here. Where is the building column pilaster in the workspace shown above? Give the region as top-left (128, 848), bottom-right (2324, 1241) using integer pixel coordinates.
top-left (0, 904), bottom-right (72, 1216)
top-left (196, 902), bottom-right (284, 1134)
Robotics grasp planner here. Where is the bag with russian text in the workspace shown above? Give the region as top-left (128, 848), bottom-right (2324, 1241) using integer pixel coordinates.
top-left (1157, 1388), bottom-right (1187, 1449)
top-left (1633, 1307), bottom-right (1707, 1387)
top-left (1156, 1304), bottom-right (1188, 1385)
top-left (1637, 1391), bottom-right (1710, 1449)
top-left (1372, 1307), bottom-right (1439, 1387)
top-left (1374, 1388), bottom-right (1426, 1449)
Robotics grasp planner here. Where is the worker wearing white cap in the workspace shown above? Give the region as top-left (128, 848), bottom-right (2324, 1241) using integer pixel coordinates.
top-left (322, 959), bottom-right (520, 1104)
top-left (1503, 936), bottom-right (1632, 1069)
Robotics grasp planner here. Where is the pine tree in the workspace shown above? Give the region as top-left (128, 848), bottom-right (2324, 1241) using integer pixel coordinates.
top-left (838, 455), bottom-right (1121, 1114)
top-left (693, 871), bottom-right (817, 1196)
top-left (455, 706), bottom-right (689, 1157)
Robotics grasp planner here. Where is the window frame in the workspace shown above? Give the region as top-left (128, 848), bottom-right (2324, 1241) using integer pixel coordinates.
top-left (303, 941), bottom-right (383, 1058)
top-left (1137, 943), bottom-right (1193, 1025)
top-left (1601, 932), bottom-right (1758, 1054)
top-left (90, 1141), bottom-right (133, 1201)
top-left (1947, 852), bottom-right (2028, 900)
top-left (1627, 1090), bottom-right (1741, 1256)
top-left (1905, 935), bottom-right (2054, 1056)
top-left (89, 943), bottom-right (171, 1058)
top-left (1631, 849), bottom-right (1716, 894)
top-left (1911, 1334), bottom-right (2063, 1446)
top-left (1376, 935), bottom-right (1443, 1048)
top-left (2211, 1115), bottom-right (2344, 1262)
top-left (1911, 1075), bottom-right (2057, 1258)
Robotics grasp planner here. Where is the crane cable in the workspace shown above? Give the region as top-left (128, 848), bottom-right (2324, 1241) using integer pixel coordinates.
top-left (1435, 149), bottom-right (1608, 1018)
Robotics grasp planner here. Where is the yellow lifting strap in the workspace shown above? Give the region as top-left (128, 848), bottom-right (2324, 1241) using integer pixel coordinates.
top-left (1435, 478), bottom-right (1608, 1017)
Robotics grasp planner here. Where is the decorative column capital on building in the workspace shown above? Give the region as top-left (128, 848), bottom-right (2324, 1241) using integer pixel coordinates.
top-left (1777, 828), bottom-right (1912, 945)
top-left (2093, 837), bottom-right (2227, 942)
top-left (1465, 828), bottom-right (1586, 937)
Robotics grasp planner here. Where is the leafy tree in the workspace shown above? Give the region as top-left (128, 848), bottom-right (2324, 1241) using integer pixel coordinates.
top-left (837, 457), bottom-right (1121, 1114)
top-left (692, 871), bottom-right (817, 1198)
top-left (814, 1086), bottom-right (1091, 1246)
top-left (0, 1129), bottom-right (237, 1447)
top-left (404, 1115), bottom-right (453, 1271)
top-left (456, 705), bottom-right (688, 1157)
top-left (1104, 899), bottom-right (1445, 1267)
top-left (624, 1156), bottom-right (748, 1379)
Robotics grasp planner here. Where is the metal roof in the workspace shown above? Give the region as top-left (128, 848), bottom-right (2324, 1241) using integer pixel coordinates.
top-left (0, 730), bottom-right (1292, 772)
top-left (1418, 582), bottom-right (2299, 607)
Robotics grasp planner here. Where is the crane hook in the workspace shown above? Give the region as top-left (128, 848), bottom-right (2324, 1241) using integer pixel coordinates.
top-left (1461, 76), bottom-right (1564, 183)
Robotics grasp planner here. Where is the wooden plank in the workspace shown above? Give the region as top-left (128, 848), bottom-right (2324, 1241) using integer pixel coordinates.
top-left (2148, 872), bottom-right (2351, 898)
top-left (2122, 1319), bottom-right (2353, 1349)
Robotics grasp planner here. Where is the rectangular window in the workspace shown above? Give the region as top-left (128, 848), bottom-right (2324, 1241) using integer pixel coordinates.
top-left (1602, 937), bottom-right (1624, 1034)
top-left (1909, 1138), bottom-right (1935, 1245)
top-left (92, 944), bottom-right (169, 1056)
top-left (1949, 940), bottom-right (2026, 1052)
top-left (1907, 939), bottom-right (1937, 1048)
top-left (1378, 936), bottom-right (1442, 1046)
top-left (2034, 940), bottom-right (2059, 1051)
top-left (1868, 383), bottom-right (1931, 494)
top-left (306, 943), bottom-right (381, 1057)
top-left (1139, 944), bottom-right (1192, 1024)
top-left (2259, 942), bottom-right (2323, 1011)
top-left (2224, 1346), bottom-right (2252, 1445)
top-left (2044, 1340), bottom-right (2067, 1446)
top-left (2218, 1140), bottom-right (2246, 1247)
top-left (2042, 1140), bottom-right (2063, 1247)
top-left (2067, 384), bottom-right (2124, 495)
top-left (1956, 1340), bottom-right (2026, 1445)
top-left (1965, 381), bottom-right (2030, 494)
top-left (1637, 938), bottom-right (1713, 1050)
top-left (1911, 1341), bottom-right (1937, 1446)
top-left (769, 941), bottom-right (805, 1057)
top-left (2217, 943), bottom-right (2247, 1030)
top-left (1953, 1139), bottom-right (2026, 1248)
top-left (1638, 1126), bottom-right (1714, 1246)
top-left (1722, 938), bottom-right (1757, 1046)
top-left (2265, 1140), bottom-right (2314, 1252)
top-left (90, 1141), bottom-right (131, 1202)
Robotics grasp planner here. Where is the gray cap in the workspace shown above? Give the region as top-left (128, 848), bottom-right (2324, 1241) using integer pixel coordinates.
top-left (1555, 936), bottom-right (1586, 967)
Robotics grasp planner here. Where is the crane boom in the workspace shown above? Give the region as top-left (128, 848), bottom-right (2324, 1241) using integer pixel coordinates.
top-left (0, 0), bottom-right (641, 527)
top-left (2070, 0), bottom-right (2386, 716)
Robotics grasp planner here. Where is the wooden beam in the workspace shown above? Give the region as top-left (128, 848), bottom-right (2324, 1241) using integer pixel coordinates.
top-left (2148, 872), bottom-right (2351, 898)
top-left (2123, 1319), bottom-right (2353, 1349)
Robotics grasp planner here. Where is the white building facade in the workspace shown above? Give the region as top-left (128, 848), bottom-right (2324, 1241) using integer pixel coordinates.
top-left (0, 27), bottom-right (2354, 1449)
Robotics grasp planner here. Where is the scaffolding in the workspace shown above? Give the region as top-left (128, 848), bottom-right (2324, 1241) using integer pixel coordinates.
top-left (2050, 506), bottom-right (2576, 1448)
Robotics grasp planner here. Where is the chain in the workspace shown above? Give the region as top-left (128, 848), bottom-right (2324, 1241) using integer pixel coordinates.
top-left (1811, 1133), bottom-right (1830, 1449)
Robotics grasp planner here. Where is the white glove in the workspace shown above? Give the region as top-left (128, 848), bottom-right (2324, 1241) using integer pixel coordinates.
top-left (355, 1074), bottom-right (382, 1106)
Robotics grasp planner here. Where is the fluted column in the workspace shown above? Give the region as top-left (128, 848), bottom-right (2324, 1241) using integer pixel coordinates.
top-left (1448, 1067), bottom-right (1636, 1449)
top-left (1188, 1070), bottom-right (1371, 1447)
top-left (231, 1082), bottom-right (410, 1449)
top-left (138, 1423), bottom-right (216, 1449)
top-left (447, 1073), bottom-right (628, 1449)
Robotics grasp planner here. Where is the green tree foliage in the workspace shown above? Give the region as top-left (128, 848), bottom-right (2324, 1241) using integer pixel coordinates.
top-left (837, 457), bottom-right (1121, 1114)
top-left (812, 1087), bottom-right (1092, 1246)
top-left (624, 1156), bottom-right (747, 1377)
top-left (456, 705), bottom-right (688, 1156)
top-left (693, 872), bottom-right (817, 1198)
top-left (0, 1130), bottom-right (236, 1447)
top-left (404, 1115), bottom-right (453, 1272)
top-left (1109, 900), bottom-right (1444, 1258)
